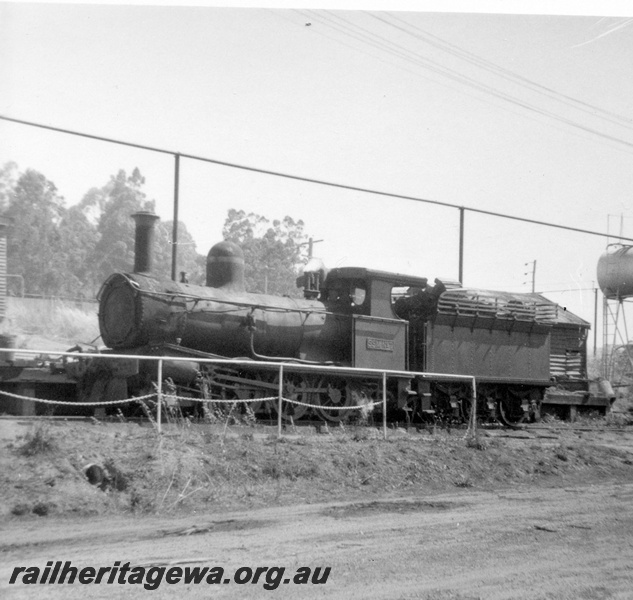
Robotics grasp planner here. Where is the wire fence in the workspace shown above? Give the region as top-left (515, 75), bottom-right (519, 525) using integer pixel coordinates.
top-left (0, 348), bottom-right (478, 440)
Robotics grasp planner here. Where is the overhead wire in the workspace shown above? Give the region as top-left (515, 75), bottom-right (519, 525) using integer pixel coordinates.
top-left (537, 287), bottom-right (597, 294)
top-left (3, 113), bottom-right (633, 244)
top-left (296, 10), bottom-right (633, 153)
top-left (276, 8), bottom-right (509, 120)
top-left (572, 17), bottom-right (633, 48)
top-left (273, 9), bottom-right (413, 74)
top-left (379, 12), bottom-right (633, 131)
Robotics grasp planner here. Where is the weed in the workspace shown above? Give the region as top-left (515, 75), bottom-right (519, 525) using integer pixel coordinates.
top-left (351, 427), bottom-right (381, 441)
top-left (555, 447), bottom-right (569, 462)
top-left (138, 400), bottom-right (159, 431)
top-left (221, 403), bottom-right (237, 445)
top-left (465, 435), bottom-right (487, 451)
top-left (242, 405), bottom-right (257, 427)
top-left (32, 501), bottom-right (55, 516)
top-left (541, 411), bottom-right (564, 424)
top-left (454, 475), bottom-right (473, 488)
top-left (573, 410), bottom-right (604, 424)
top-left (103, 458), bottom-right (129, 492)
top-left (606, 411), bottom-right (632, 427)
top-left (17, 423), bottom-right (57, 456)
top-left (11, 503), bottom-right (30, 516)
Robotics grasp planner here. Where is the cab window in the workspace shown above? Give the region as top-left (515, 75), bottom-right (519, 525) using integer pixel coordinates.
top-left (351, 286), bottom-right (366, 307)
top-left (327, 280), bottom-right (366, 310)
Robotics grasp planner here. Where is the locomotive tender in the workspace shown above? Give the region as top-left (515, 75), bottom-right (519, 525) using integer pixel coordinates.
top-left (81, 211), bottom-right (608, 425)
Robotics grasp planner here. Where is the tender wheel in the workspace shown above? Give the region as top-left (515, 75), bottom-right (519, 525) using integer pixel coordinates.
top-left (497, 397), bottom-right (526, 427)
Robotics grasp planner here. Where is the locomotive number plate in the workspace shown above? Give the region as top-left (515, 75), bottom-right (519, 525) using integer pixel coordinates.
top-left (366, 338), bottom-right (394, 352)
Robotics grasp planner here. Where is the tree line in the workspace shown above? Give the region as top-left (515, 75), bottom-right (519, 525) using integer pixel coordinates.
top-left (0, 162), bottom-right (310, 299)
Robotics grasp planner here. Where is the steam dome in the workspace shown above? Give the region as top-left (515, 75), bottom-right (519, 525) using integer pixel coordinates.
top-left (206, 241), bottom-right (245, 292)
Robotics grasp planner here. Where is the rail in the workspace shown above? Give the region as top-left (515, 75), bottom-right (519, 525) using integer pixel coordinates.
top-left (0, 348), bottom-right (478, 440)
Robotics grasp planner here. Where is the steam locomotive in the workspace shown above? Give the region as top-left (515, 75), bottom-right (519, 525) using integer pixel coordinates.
top-left (70, 211), bottom-right (612, 426)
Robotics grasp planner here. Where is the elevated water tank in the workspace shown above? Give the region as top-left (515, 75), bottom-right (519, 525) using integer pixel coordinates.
top-left (597, 244), bottom-right (633, 299)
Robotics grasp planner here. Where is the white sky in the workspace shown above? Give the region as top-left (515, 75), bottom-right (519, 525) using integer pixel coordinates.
top-left (2, 1), bottom-right (633, 350)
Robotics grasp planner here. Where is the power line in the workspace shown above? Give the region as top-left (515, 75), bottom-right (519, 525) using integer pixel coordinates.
top-left (297, 10), bottom-right (633, 153)
top-left (380, 13), bottom-right (633, 131)
top-left (2, 113), bottom-right (633, 244)
top-left (361, 13), bottom-right (633, 151)
top-left (470, 282), bottom-right (598, 293)
top-left (538, 287), bottom-right (597, 294)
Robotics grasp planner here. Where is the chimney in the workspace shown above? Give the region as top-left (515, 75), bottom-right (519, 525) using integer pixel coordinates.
top-left (131, 212), bottom-right (160, 274)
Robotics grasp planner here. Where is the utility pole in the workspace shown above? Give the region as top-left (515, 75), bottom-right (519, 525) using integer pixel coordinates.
top-left (299, 237), bottom-right (324, 259)
top-left (524, 260), bottom-right (537, 293)
top-left (594, 285), bottom-right (598, 357)
top-left (458, 207), bottom-right (465, 283)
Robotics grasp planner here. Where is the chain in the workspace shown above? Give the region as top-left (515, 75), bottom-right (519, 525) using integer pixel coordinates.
top-left (166, 394), bottom-right (383, 411)
top-left (0, 390), bottom-right (383, 412)
top-left (0, 390), bottom-right (156, 406)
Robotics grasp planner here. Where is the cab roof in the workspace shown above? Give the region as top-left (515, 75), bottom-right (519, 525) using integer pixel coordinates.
top-left (324, 267), bottom-right (430, 289)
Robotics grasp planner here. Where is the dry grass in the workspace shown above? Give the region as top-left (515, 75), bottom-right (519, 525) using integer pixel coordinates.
top-left (2, 419), bottom-right (633, 520)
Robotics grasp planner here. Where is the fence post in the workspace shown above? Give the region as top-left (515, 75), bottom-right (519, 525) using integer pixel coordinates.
top-left (459, 206), bottom-right (465, 284)
top-left (470, 376), bottom-right (477, 437)
top-left (157, 358), bottom-right (163, 435)
top-left (382, 371), bottom-right (387, 440)
top-left (278, 364), bottom-right (283, 439)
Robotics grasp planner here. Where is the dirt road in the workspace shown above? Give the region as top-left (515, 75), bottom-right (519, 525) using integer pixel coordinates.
top-left (2, 478), bottom-right (633, 600)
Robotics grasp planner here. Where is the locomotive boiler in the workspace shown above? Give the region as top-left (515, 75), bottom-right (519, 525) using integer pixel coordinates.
top-left (97, 213), bottom-right (366, 369)
top-left (84, 211), bottom-right (607, 425)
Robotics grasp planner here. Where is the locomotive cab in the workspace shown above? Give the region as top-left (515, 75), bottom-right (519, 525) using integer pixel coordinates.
top-left (309, 267), bottom-right (446, 418)
top-left (317, 267), bottom-right (442, 372)
top-left (320, 267), bottom-right (435, 318)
